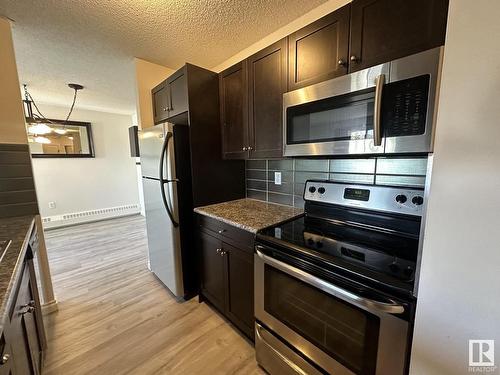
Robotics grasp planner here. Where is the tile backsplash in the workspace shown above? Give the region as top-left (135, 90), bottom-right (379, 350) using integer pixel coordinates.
top-left (0, 143), bottom-right (39, 218)
top-left (246, 157), bottom-right (428, 208)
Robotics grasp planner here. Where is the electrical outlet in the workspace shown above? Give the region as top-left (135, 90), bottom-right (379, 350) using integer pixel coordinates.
top-left (48, 201), bottom-right (56, 209)
top-left (274, 172), bottom-right (282, 185)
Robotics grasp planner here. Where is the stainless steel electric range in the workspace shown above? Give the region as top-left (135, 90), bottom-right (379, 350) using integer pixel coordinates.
top-left (254, 180), bottom-right (425, 375)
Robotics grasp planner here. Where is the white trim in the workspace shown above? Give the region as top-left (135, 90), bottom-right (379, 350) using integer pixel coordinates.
top-left (42, 204), bottom-right (141, 229)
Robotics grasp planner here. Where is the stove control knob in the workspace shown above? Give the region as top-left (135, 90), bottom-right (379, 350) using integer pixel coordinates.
top-left (318, 187), bottom-right (326, 194)
top-left (404, 267), bottom-right (414, 277)
top-left (389, 263), bottom-right (400, 273)
top-left (395, 194), bottom-right (407, 204)
top-left (308, 186), bottom-right (316, 193)
top-left (412, 196), bottom-right (424, 206)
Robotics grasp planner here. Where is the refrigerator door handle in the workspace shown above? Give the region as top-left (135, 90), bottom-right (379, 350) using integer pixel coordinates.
top-left (159, 132), bottom-right (179, 227)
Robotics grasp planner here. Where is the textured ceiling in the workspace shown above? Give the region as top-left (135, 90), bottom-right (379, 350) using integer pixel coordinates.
top-left (0, 0), bottom-right (329, 114)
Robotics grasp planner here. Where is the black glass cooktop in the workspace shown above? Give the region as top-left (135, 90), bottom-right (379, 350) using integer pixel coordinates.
top-left (257, 214), bottom-right (419, 294)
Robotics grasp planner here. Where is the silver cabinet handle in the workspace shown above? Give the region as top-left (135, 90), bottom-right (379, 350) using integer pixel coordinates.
top-left (338, 58), bottom-right (346, 67)
top-left (242, 147), bottom-right (247, 151)
top-left (350, 55), bottom-right (359, 62)
top-left (0, 354), bottom-right (10, 365)
top-left (248, 146), bottom-right (253, 151)
top-left (218, 229), bottom-right (225, 234)
top-left (255, 247), bottom-right (404, 314)
top-left (373, 73), bottom-right (385, 147)
top-left (216, 248), bottom-right (222, 254)
top-left (255, 323), bottom-right (308, 375)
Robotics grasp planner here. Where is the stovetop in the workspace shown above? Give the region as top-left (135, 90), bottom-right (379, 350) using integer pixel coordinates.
top-left (257, 213), bottom-right (419, 296)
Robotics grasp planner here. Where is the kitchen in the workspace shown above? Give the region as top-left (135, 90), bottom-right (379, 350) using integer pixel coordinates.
top-left (0, 0), bottom-right (499, 374)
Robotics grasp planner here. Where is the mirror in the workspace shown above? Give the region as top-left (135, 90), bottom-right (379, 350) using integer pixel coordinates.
top-left (26, 119), bottom-right (95, 158)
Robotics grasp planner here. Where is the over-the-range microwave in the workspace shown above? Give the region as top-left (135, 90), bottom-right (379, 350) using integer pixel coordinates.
top-left (283, 47), bottom-right (443, 157)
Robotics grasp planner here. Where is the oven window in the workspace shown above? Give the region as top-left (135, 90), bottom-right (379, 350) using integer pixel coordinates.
top-left (264, 265), bottom-right (380, 375)
top-left (286, 88), bottom-right (375, 145)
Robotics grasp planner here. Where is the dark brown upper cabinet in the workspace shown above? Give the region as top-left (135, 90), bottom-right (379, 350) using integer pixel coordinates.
top-left (152, 81), bottom-right (170, 124)
top-left (166, 68), bottom-right (188, 118)
top-left (288, 5), bottom-right (350, 90)
top-left (219, 61), bottom-right (249, 159)
top-left (349, 0), bottom-right (449, 72)
top-left (247, 38), bottom-right (287, 159)
top-left (152, 66), bottom-right (189, 125)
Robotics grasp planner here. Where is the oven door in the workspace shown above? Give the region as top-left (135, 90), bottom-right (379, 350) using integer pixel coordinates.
top-left (254, 246), bottom-right (411, 375)
top-left (283, 63), bottom-right (389, 157)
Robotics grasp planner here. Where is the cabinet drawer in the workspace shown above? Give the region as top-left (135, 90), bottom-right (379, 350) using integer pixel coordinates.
top-left (197, 214), bottom-right (255, 251)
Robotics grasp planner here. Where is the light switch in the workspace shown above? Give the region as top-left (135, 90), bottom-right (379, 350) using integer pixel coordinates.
top-left (274, 172), bottom-right (282, 185)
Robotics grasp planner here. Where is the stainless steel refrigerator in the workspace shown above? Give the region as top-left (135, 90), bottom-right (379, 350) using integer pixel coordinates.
top-left (140, 123), bottom-right (186, 298)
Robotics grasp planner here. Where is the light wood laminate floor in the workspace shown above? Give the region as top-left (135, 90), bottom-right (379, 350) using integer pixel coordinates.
top-left (42, 215), bottom-right (264, 375)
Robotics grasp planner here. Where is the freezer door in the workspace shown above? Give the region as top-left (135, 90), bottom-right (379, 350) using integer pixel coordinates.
top-left (142, 177), bottom-right (184, 297)
top-left (139, 124), bottom-right (165, 179)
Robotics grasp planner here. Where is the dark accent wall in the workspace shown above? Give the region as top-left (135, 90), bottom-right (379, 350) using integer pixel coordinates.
top-left (0, 144), bottom-right (39, 218)
top-left (246, 157), bottom-right (428, 208)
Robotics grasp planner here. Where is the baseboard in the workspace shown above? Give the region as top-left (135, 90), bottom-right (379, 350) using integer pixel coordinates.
top-left (41, 204), bottom-right (141, 229)
top-left (41, 299), bottom-right (58, 315)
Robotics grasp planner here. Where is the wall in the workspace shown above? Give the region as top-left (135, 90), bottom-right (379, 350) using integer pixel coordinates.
top-left (134, 58), bottom-right (174, 129)
top-left (31, 104), bottom-right (140, 226)
top-left (0, 16), bottom-right (28, 144)
top-left (410, 1), bottom-right (500, 374)
top-left (212, 0), bottom-right (349, 72)
top-left (246, 157), bottom-right (428, 208)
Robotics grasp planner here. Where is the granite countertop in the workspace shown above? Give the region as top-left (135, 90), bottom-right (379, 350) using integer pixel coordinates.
top-left (0, 215), bottom-right (35, 333)
top-left (194, 198), bottom-right (303, 233)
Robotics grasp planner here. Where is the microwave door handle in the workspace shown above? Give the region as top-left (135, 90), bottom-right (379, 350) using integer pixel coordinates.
top-left (373, 73), bottom-right (385, 147)
top-left (159, 132), bottom-right (179, 228)
top-left (255, 247), bottom-right (404, 314)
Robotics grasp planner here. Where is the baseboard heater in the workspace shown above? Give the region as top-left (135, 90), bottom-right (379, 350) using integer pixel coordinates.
top-left (41, 204), bottom-right (141, 229)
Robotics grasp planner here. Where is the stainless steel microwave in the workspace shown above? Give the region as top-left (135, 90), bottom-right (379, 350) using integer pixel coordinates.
top-left (283, 47), bottom-right (443, 157)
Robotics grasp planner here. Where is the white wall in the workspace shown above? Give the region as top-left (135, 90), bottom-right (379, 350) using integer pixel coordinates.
top-left (31, 104), bottom-right (140, 219)
top-left (411, 1), bottom-right (500, 374)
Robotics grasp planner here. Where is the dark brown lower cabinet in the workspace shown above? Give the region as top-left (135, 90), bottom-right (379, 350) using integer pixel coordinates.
top-left (1, 222), bottom-right (46, 375)
top-left (224, 242), bottom-right (254, 337)
top-left (199, 231), bottom-right (226, 312)
top-left (198, 221), bottom-right (254, 340)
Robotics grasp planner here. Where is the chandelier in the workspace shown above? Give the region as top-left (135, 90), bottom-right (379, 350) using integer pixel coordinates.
top-left (23, 83), bottom-right (84, 142)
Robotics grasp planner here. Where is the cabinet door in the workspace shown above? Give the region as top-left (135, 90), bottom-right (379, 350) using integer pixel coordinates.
top-left (219, 61), bottom-right (249, 159)
top-left (224, 243), bottom-right (254, 339)
top-left (167, 69), bottom-right (188, 118)
top-left (288, 5), bottom-right (350, 90)
top-left (349, 0), bottom-right (449, 72)
top-left (199, 231), bottom-right (226, 312)
top-left (10, 263), bottom-right (41, 375)
top-left (152, 81), bottom-right (170, 125)
top-left (248, 38), bottom-right (287, 159)
top-left (0, 333), bottom-right (13, 375)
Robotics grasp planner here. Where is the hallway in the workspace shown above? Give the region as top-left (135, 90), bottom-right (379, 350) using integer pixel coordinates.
top-left (41, 215), bottom-right (262, 375)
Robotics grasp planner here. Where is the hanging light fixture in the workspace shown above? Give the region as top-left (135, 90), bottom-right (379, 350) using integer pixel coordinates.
top-left (34, 136), bottom-right (52, 144)
top-left (27, 123), bottom-right (52, 135)
top-left (23, 83), bottom-right (84, 127)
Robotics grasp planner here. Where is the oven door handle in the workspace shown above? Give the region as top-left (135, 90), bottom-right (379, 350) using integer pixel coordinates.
top-left (373, 73), bottom-right (385, 147)
top-left (255, 247), bottom-right (405, 314)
